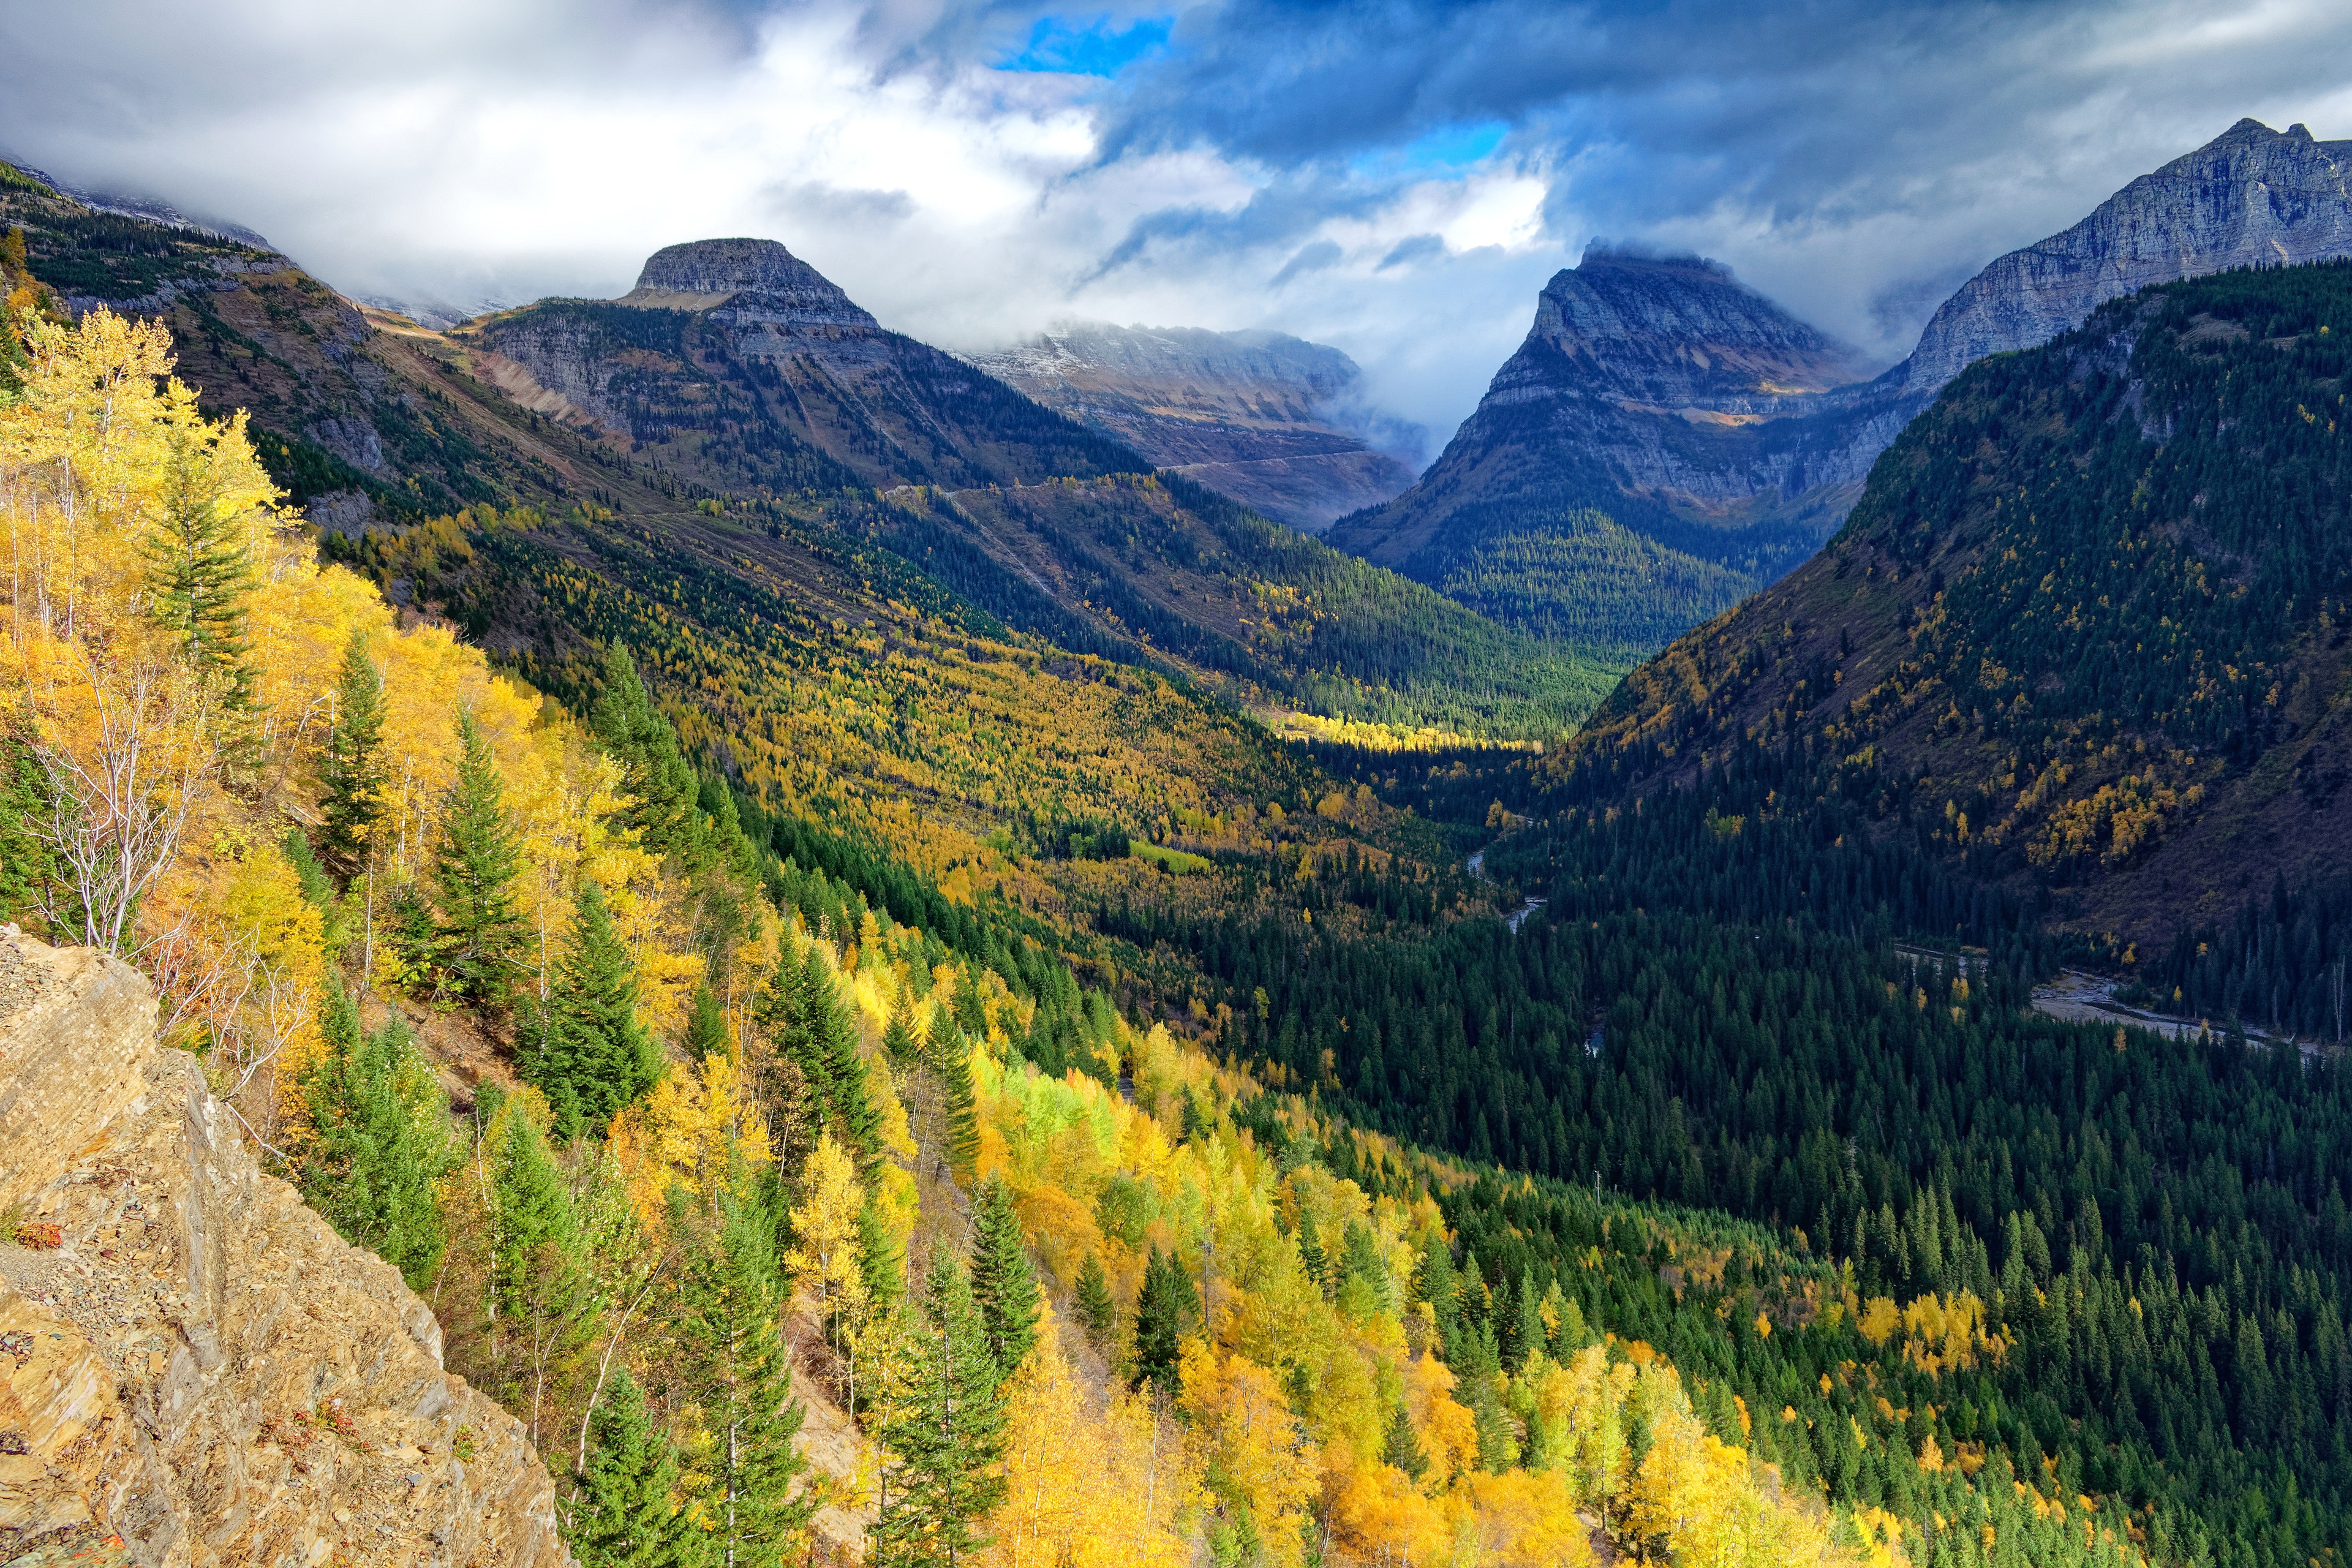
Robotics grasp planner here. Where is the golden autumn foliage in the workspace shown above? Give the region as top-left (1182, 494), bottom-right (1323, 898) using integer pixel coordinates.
top-left (990, 1311), bottom-right (1196, 1568)
top-left (0, 309), bottom-right (713, 1122)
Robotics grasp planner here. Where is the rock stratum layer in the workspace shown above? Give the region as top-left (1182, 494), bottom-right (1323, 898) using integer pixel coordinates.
top-left (0, 928), bottom-right (570, 1568)
top-left (964, 322), bottom-right (1420, 533)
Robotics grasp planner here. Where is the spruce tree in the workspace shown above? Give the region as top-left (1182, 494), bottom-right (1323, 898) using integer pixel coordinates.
top-left (684, 984), bottom-right (730, 1061)
top-left (929, 1016), bottom-right (979, 1185)
top-left (858, 1194), bottom-right (905, 1319)
top-left (432, 712), bottom-right (526, 1009)
top-left (684, 1193), bottom-right (813, 1568)
top-left (1074, 1251), bottom-right (1115, 1354)
top-left (881, 997), bottom-right (918, 1067)
top-left (1130, 1245), bottom-right (1197, 1397)
top-left (1295, 1213), bottom-right (1328, 1298)
top-left (1381, 1399), bottom-right (1430, 1482)
top-left (296, 982), bottom-right (451, 1289)
top-left (785, 947), bottom-right (880, 1166)
top-left (873, 1253), bottom-right (1007, 1568)
top-left (314, 630), bottom-right (386, 882)
top-left (142, 410), bottom-right (256, 720)
top-left (967, 1176), bottom-right (1039, 1377)
top-left (592, 643), bottom-right (704, 865)
top-left (523, 878), bottom-right (660, 1142)
top-left (570, 1366), bottom-right (698, 1568)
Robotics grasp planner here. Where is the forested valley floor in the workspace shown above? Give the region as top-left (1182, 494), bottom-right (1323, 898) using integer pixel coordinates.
top-left (3, 229), bottom-right (2350, 1568)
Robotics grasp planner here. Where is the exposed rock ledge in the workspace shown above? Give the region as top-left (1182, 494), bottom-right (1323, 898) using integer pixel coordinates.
top-left (0, 928), bottom-right (571, 1568)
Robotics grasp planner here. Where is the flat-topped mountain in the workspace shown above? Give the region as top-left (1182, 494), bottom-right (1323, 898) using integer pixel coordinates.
top-left (967, 321), bottom-right (1418, 532)
top-left (1334, 119), bottom-right (2352, 656)
top-left (621, 236), bottom-right (881, 328)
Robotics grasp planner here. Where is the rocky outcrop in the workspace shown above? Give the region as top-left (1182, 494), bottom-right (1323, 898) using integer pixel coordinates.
top-left (1893, 119), bottom-right (2352, 396)
top-left (0, 928), bottom-right (570, 1568)
top-left (967, 322), bottom-right (1420, 532)
top-left (623, 238), bottom-right (880, 330)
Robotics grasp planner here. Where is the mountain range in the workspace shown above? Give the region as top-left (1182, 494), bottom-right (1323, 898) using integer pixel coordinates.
top-left (1338, 118), bottom-right (2352, 652)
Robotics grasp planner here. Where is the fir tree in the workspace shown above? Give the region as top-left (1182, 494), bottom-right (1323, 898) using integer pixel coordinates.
top-left (1295, 1213), bottom-right (1328, 1298)
top-left (141, 407), bottom-right (255, 718)
top-left (486, 1103), bottom-right (593, 1437)
top-left (296, 982), bottom-right (451, 1289)
top-left (1074, 1251), bottom-right (1115, 1354)
top-left (684, 984), bottom-right (730, 1061)
top-left (967, 1176), bottom-right (1039, 1377)
top-left (1381, 1399), bottom-right (1429, 1483)
top-left (929, 1016), bottom-right (979, 1185)
top-left (1416, 1234), bottom-right (1461, 1360)
top-left (785, 946), bottom-right (880, 1166)
top-left (592, 643), bottom-right (705, 866)
top-left (873, 1253), bottom-right (1007, 1568)
top-left (1509, 1268), bottom-right (1545, 1371)
top-left (432, 711), bottom-right (526, 1009)
top-left (1130, 1245), bottom-right (1197, 1396)
top-left (881, 997), bottom-right (918, 1067)
top-left (523, 879), bottom-right (660, 1142)
top-left (570, 1366), bottom-right (698, 1568)
top-left (314, 630), bottom-right (386, 882)
top-left (684, 1192), bottom-right (813, 1568)
top-left (858, 1194), bottom-right (905, 1321)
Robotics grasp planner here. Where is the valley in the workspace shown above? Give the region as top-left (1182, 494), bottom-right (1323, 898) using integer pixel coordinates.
top-left (6, 110), bottom-right (2352, 1568)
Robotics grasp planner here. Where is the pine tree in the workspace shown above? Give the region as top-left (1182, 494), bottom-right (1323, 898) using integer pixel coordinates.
top-left (858, 1194), bottom-right (905, 1320)
top-left (314, 630), bottom-right (386, 882)
top-left (593, 643), bottom-right (705, 865)
top-left (296, 981), bottom-right (451, 1289)
top-left (1381, 1398), bottom-right (1429, 1482)
top-left (570, 1366), bottom-right (699, 1568)
top-left (684, 1192), bottom-right (813, 1568)
top-left (873, 1252), bottom-right (1008, 1568)
top-left (785, 947), bottom-right (880, 1166)
top-left (1510, 1268), bottom-right (1545, 1371)
top-left (523, 879), bottom-right (660, 1142)
top-left (432, 711), bottom-right (526, 1009)
top-left (1295, 1213), bottom-right (1328, 1298)
top-left (1130, 1245), bottom-right (1197, 1397)
top-left (486, 1103), bottom-right (593, 1441)
top-left (685, 984), bottom-right (730, 1061)
top-left (141, 405), bottom-right (255, 717)
top-left (929, 1016), bottom-right (979, 1185)
top-left (967, 1176), bottom-right (1039, 1378)
top-left (1074, 1251), bottom-right (1115, 1354)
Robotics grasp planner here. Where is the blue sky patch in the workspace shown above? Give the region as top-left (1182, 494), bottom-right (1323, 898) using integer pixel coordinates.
top-left (1003, 14), bottom-right (1174, 77)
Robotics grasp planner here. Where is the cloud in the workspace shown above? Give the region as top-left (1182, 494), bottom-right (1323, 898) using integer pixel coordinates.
top-left (2, 0), bottom-right (2350, 444)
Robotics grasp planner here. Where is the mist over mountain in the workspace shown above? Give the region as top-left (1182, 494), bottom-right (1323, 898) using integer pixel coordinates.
top-left (967, 320), bottom-right (1422, 533)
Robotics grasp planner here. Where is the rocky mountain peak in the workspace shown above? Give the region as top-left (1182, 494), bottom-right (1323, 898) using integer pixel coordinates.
top-left (622, 236), bottom-right (877, 328)
top-left (1894, 117), bottom-right (2352, 394)
top-left (1524, 246), bottom-right (1874, 407)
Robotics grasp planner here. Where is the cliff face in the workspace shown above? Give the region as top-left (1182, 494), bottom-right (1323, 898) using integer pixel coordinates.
top-left (1894, 119), bottom-right (2352, 396)
top-left (964, 322), bottom-right (1419, 533)
top-left (0, 929), bottom-right (570, 1568)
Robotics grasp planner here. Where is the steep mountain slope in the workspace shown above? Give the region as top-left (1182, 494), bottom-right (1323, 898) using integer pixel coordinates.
top-left (1545, 260), bottom-right (2352, 947)
top-left (1327, 248), bottom-right (1880, 650)
top-left (965, 321), bottom-right (1418, 532)
top-left (0, 160), bottom-right (647, 535)
top-left (451, 238), bottom-right (1613, 739)
top-left (1340, 119), bottom-right (2352, 655)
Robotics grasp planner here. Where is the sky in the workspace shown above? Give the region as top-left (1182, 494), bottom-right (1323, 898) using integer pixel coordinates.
top-left (4, 0), bottom-right (2351, 450)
